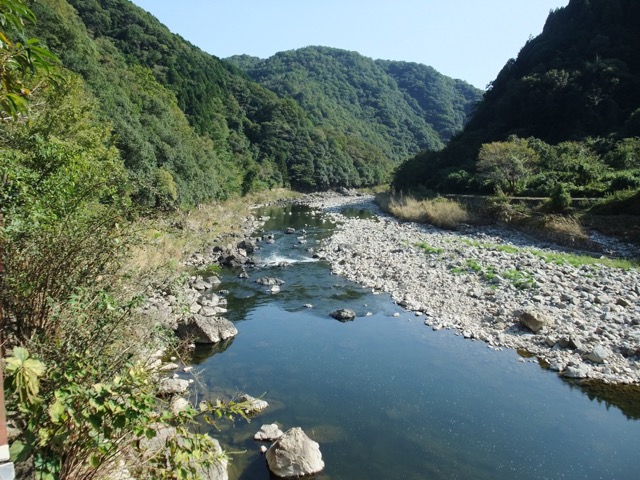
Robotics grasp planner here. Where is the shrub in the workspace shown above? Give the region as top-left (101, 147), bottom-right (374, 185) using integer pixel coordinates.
top-left (547, 183), bottom-right (572, 213)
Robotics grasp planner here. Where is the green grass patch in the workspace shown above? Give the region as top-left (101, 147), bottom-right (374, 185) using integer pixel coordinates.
top-left (416, 241), bottom-right (444, 255)
top-left (459, 238), bottom-right (638, 270)
top-left (501, 269), bottom-right (536, 289)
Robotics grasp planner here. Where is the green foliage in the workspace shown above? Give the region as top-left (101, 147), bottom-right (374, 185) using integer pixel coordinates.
top-left (0, 75), bottom-right (132, 339)
top-left (501, 269), bottom-right (536, 289)
top-left (0, 5), bottom-right (251, 479)
top-left (590, 188), bottom-right (640, 215)
top-left (477, 137), bottom-right (539, 193)
top-left (416, 242), bottom-right (444, 255)
top-left (460, 238), bottom-right (639, 270)
top-left (4, 337), bottom-right (251, 479)
top-left (547, 183), bottom-right (572, 213)
top-left (154, 167), bottom-right (178, 210)
top-left (0, 0), bottom-right (60, 118)
top-left (228, 47), bottom-right (482, 187)
top-left (395, 0), bottom-right (640, 197)
top-left (3, 347), bottom-right (46, 403)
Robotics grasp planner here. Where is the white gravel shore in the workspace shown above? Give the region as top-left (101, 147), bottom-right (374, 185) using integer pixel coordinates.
top-left (301, 192), bottom-right (640, 385)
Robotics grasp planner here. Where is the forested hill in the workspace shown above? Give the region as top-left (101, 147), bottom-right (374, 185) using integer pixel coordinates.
top-left (395, 0), bottom-right (640, 197)
top-left (25, 0), bottom-right (448, 205)
top-left (227, 47), bottom-right (482, 162)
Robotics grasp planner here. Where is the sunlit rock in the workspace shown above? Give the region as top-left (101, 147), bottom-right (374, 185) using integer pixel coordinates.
top-left (266, 427), bottom-right (324, 478)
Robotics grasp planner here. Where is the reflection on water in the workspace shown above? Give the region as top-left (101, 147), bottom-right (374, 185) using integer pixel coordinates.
top-left (568, 380), bottom-right (640, 421)
top-left (196, 204), bottom-right (640, 480)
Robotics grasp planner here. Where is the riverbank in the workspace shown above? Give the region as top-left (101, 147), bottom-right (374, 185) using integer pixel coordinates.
top-left (301, 192), bottom-right (640, 385)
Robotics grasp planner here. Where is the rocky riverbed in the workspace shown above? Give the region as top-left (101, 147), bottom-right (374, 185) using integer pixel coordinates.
top-left (302, 192), bottom-right (640, 385)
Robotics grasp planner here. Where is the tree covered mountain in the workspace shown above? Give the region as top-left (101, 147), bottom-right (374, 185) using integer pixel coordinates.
top-left (395, 0), bottom-right (640, 198)
top-left (25, 0), bottom-right (449, 205)
top-left (20, 0), bottom-right (480, 203)
top-left (227, 47), bottom-right (481, 164)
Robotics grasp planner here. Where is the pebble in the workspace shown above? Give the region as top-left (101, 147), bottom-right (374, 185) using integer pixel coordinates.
top-left (302, 192), bottom-right (640, 385)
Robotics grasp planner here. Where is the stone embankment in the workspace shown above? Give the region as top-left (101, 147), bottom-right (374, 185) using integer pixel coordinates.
top-left (304, 192), bottom-right (640, 385)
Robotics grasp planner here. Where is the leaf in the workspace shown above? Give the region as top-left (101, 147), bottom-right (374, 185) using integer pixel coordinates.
top-left (48, 399), bottom-right (65, 424)
top-left (9, 440), bottom-right (31, 462)
top-left (89, 454), bottom-right (101, 468)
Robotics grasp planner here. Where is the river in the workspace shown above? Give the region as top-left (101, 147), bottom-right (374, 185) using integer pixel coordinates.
top-left (194, 203), bottom-right (640, 480)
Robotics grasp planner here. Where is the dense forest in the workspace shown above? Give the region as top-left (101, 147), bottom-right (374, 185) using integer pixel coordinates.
top-left (394, 0), bottom-right (640, 204)
top-left (227, 47), bottom-right (481, 163)
top-left (5, 0), bottom-right (477, 204)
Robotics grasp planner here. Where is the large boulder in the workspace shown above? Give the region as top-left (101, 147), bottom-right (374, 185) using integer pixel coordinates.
top-left (518, 308), bottom-right (554, 333)
top-left (265, 428), bottom-right (324, 478)
top-left (176, 315), bottom-right (238, 344)
top-left (330, 309), bottom-right (356, 321)
top-left (198, 292), bottom-right (221, 308)
top-left (238, 239), bottom-right (256, 254)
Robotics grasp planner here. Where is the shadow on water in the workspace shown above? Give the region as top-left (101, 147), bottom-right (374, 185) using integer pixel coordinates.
top-left (190, 338), bottom-right (235, 365)
top-left (521, 349), bottom-right (640, 421)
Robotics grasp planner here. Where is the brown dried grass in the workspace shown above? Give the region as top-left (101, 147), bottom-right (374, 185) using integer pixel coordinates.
top-left (126, 189), bottom-right (299, 279)
top-left (376, 193), bottom-right (468, 230)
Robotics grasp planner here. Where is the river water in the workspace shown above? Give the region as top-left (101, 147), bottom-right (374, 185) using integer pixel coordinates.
top-left (194, 203), bottom-right (640, 480)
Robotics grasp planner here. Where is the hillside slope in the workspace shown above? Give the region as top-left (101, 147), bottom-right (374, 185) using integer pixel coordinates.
top-left (395, 0), bottom-right (640, 196)
top-left (30, 0), bottom-right (407, 200)
top-left (227, 46), bottom-right (482, 164)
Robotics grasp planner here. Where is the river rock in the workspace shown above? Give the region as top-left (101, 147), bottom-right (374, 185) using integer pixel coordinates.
top-left (265, 427), bottom-right (324, 478)
top-left (171, 396), bottom-right (191, 415)
top-left (518, 308), bottom-right (554, 333)
top-left (176, 315), bottom-right (238, 344)
top-left (563, 363), bottom-right (590, 379)
top-left (238, 239), bottom-right (256, 254)
top-left (330, 309), bottom-right (356, 321)
top-left (159, 362), bottom-right (180, 372)
top-left (198, 292), bottom-right (221, 307)
top-left (285, 227), bottom-right (296, 234)
top-left (239, 394), bottom-right (269, 414)
top-left (256, 277), bottom-right (286, 286)
top-left (587, 344), bottom-right (611, 363)
top-left (158, 378), bottom-right (189, 396)
top-left (254, 424), bottom-right (284, 441)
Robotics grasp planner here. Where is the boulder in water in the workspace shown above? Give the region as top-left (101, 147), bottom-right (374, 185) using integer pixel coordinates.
top-left (266, 427), bottom-right (324, 478)
top-left (256, 277), bottom-right (285, 286)
top-left (330, 309), bottom-right (356, 321)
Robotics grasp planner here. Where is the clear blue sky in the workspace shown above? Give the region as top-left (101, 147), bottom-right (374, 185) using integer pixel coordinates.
top-left (129, 0), bottom-right (569, 89)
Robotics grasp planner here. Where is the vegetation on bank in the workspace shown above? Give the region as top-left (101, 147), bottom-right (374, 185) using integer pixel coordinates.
top-left (394, 0), bottom-right (640, 208)
top-left (0, 2), bottom-right (289, 477)
top-left (375, 193), bottom-right (468, 230)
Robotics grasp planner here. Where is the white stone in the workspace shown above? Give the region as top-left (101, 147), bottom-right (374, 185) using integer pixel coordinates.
top-left (265, 427), bottom-right (324, 478)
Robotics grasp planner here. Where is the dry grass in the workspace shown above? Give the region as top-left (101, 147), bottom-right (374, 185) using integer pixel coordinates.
top-left (126, 189), bottom-right (300, 281)
top-left (376, 193), bottom-right (468, 230)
